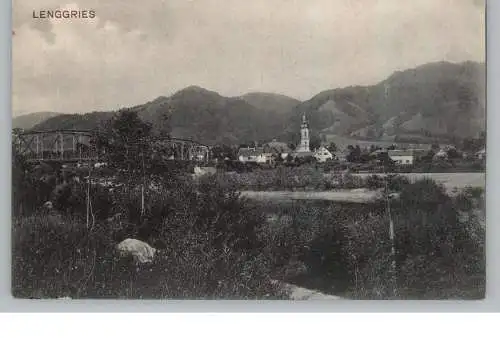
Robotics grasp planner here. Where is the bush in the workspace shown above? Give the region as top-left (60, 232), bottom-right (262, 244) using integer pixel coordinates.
top-left (12, 175), bottom-right (287, 299)
top-left (454, 186), bottom-right (485, 212)
top-left (365, 174), bottom-right (385, 190)
top-left (352, 178), bottom-right (484, 299)
top-left (265, 178), bottom-right (485, 299)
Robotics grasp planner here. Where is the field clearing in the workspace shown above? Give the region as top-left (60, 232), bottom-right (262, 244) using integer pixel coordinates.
top-left (240, 189), bottom-right (379, 203)
top-left (351, 172), bottom-right (485, 191)
top-left (240, 172), bottom-right (484, 202)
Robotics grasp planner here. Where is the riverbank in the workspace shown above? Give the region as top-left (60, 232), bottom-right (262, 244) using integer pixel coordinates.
top-left (241, 189), bottom-right (380, 203)
top-left (217, 168), bottom-right (485, 194)
top-left (350, 172), bottom-right (485, 191)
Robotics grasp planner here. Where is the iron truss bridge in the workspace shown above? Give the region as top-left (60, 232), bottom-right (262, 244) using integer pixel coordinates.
top-left (12, 129), bottom-right (211, 164)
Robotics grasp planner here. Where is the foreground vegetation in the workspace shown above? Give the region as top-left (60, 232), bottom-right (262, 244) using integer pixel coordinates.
top-left (261, 184), bottom-right (484, 299)
top-left (12, 169), bottom-right (485, 299)
top-left (12, 175), bottom-right (288, 299)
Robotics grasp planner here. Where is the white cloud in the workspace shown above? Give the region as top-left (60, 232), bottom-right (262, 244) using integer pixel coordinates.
top-left (12, 0), bottom-right (485, 115)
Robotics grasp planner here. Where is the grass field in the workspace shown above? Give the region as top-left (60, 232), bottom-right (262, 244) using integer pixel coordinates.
top-left (240, 189), bottom-right (379, 203)
top-left (351, 172), bottom-right (485, 192)
top-left (239, 172), bottom-right (484, 202)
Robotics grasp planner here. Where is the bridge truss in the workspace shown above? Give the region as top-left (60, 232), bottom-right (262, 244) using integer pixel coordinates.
top-left (12, 129), bottom-right (211, 164)
top-left (13, 129), bottom-right (98, 163)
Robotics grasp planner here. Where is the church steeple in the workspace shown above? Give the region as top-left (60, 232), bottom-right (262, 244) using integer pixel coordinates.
top-left (297, 113), bottom-right (310, 152)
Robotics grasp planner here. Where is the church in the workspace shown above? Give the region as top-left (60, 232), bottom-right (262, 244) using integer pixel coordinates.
top-left (292, 113), bottom-right (315, 158)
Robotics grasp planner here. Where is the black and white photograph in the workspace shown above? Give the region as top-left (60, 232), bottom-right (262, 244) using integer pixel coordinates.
top-left (11, 0), bottom-right (486, 300)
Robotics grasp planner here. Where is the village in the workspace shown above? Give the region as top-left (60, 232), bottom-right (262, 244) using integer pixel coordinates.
top-left (218, 113), bottom-right (486, 173)
top-left (13, 110), bottom-right (486, 178)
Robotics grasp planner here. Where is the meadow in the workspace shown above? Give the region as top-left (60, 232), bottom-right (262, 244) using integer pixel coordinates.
top-left (215, 165), bottom-right (485, 193)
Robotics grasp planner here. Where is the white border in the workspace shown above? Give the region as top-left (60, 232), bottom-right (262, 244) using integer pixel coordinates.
top-left (1, 0), bottom-right (498, 313)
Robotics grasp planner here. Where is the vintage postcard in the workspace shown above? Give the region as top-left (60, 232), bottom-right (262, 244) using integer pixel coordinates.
top-left (11, 1), bottom-right (485, 300)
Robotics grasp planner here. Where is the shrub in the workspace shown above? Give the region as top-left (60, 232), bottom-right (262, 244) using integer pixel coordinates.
top-left (454, 186), bottom-right (485, 212)
top-left (387, 174), bottom-right (411, 191)
top-left (365, 175), bottom-right (385, 190)
top-left (266, 178), bottom-right (485, 299)
top-left (12, 175), bottom-right (287, 299)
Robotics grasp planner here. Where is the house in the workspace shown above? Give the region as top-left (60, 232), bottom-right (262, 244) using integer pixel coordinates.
top-left (237, 147), bottom-right (274, 164)
top-left (265, 139), bottom-right (292, 159)
top-left (314, 146), bottom-right (334, 163)
top-left (476, 148), bottom-right (486, 160)
top-left (388, 150), bottom-right (414, 165)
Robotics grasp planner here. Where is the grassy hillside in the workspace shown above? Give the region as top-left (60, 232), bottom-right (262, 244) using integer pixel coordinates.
top-left (32, 111), bottom-right (114, 132)
top-left (12, 111), bottom-right (65, 130)
top-left (32, 87), bottom-right (295, 145)
top-left (137, 86), bottom-right (286, 145)
top-left (239, 92), bottom-right (300, 115)
top-left (283, 61), bottom-right (485, 145)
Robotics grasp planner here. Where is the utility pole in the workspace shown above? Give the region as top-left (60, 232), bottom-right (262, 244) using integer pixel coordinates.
top-left (384, 82), bottom-right (398, 298)
top-left (384, 178), bottom-right (398, 298)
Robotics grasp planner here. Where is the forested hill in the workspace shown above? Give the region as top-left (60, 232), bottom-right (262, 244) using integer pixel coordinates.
top-left (283, 61), bottom-right (485, 145)
top-left (30, 61), bottom-right (485, 146)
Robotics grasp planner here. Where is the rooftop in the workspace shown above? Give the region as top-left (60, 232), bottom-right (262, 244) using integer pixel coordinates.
top-left (238, 147), bottom-right (265, 157)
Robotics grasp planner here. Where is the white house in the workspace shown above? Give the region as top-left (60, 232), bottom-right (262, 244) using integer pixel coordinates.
top-left (476, 148), bottom-right (486, 160)
top-left (388, 150), bottom-right (414, 165)
top-left (314, 146), bottom-right (334, 163)
top-left (237, 147), bottom-right (274, 164)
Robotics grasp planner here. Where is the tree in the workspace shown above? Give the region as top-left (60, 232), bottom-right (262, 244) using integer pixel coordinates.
top-left (369, 145), bottom-right (380, 153)
top-left (446, 148), bottom-right (461, 159)
top-left (156, 104), bottom-right (172, 138)
top-left (273, 153), bottom-right (284, 164)
top-left (212, 144), bottom-right (236, 161)
top-left (462, 133), bottom-right (486, 153)
top-left (420, 150), bottom-right (435, 163)
top-left (346, 145), bottom-right (362, 163)
top-left (103, 109), bottom-right (152, 173)
top-left (326, 142), bottom-right (337, 153)
top-left (310, 134), bottom-right (322, 151)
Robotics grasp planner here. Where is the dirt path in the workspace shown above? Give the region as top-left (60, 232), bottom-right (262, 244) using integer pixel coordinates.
top-left (272, 280), bottom-right (342, 300)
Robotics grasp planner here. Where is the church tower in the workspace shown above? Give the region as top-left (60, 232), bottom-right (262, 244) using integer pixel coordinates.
top-left (297, 113), bottom-right (310, 152)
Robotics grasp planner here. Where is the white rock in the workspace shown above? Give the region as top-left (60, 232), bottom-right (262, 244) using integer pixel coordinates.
top-left (115, 238), bottom-right (157, 264)
top-left (388, 192), bottom-right (401, 200)
top-left (43, 201), bottom-right (54, 210)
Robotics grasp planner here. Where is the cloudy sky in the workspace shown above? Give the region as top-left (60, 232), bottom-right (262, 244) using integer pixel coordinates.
top-left (12, 0), bottom-right (485, 116)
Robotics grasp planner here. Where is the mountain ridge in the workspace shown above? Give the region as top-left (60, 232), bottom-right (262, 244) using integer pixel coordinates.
top-left (26, 60), bottom-right (485, 146)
